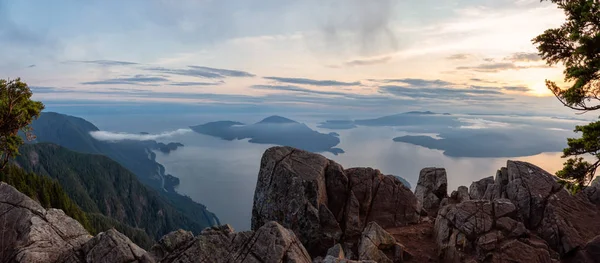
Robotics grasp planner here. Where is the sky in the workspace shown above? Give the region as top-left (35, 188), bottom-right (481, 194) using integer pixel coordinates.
top-left (0, 0), bottom-right (581, 117)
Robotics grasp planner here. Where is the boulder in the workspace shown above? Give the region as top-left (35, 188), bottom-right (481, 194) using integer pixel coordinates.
top-left (161, 221), bottom-right (312, 263)
top-left (0, 183), bottom-right (92, 263)
top-left (58, 229), bottom-right (154, 263)
top-left (358, 222), bottom-right (408, 263)
top-left (435, 199), bottom-right (559, 263)
top-left (414, 168), bottom-right (448, 217)
top-left (252, 147), bottom-right (419, 257)
top-left (503, 161), bottom-right (600, 256)
top-left (568, 235), bottom-right (600, 263)
top-left (468, 176), bottom-right (494, 200)
top-left (149, 229), bottom-right (194, 260)
top-left (450, 186), bottom-right (470, 203)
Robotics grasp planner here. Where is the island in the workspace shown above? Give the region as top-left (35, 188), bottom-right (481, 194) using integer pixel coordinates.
top-left (190, 116), bottom-right (344, 155)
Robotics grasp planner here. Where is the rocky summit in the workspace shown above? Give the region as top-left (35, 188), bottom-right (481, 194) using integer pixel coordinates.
top-left (2, 146), bottom-right (600, 262)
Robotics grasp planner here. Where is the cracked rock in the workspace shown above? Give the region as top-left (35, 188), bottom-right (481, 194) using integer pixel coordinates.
top-left (0, 182), bottom-right (92, 263)
top-left (414, 168), bottom-right (448, 217)
top-left (251, 146), bottom-right (419, 258)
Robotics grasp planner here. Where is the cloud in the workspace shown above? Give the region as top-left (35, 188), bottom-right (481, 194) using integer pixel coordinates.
top-left (470, 78), bottom-right (498, 84)
top-left (373, 78), bottom-right (454, 87)
top-left (504, 52), bottom-right (541, 62)
top-left (145, 66), bottom-right (253, 79)
top-left (264, 76), bottom-right (360, 86)
top-left (82, 76), bottom-right (169, 85)
top-left (379, 85), bottom-right (510, 101)
top-left (313, 0), bottom-right (398, 56)
top-left (27, 64), bottom-right (36, 68)
top-left (456, 62), bottom-right (549, 72)
top-left (170, 81), bottom-right (222, 86)
top-left (502, 86), bottom-right (531, 92)
top-left (458, 118), bottom-right (510, 129)
top-left (67, 60), bottom-right (139, 66)
top-left (345, 56), bottom-right (392, 66)
top-left (252, 85), bottom-right (348, 96)
top-left (187, 66), bottom-right (255, 77)
top-left (90, 129), bottom-right (192, 141)
top-left (446, 53), bottom-right (471, 60)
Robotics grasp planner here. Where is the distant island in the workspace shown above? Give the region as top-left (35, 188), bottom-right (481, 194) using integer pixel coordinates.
top-left (155, 142), bottom-right (184, 154)
top-left (190, 116), bottom-right (344, 155)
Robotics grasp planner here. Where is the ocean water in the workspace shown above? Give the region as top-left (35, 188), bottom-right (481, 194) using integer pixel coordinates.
top-left (152, 125), bottom-right (567, 231)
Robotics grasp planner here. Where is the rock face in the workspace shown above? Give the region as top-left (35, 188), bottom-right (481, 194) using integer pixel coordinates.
top-left (414, 168), bottom-right (448, 217)
top-left (440, 160), bottom-right (600, 262)
top-left (358, 222), bottom-right (409, 263)
top-left (58, 229), bottom-right (153, 263)
top-left (435, 199), bottom-right (558, 262)
top-left (159, 222), bottom-right (312, 263)
top-left (251, 146), bottom-right (419, 257)
top-left (0, 182), bottom-right (92, 263)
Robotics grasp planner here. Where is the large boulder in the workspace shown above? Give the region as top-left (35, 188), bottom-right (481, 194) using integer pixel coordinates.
top-left (160, 221), bottom-right (312, 263)
top-left (503, 161), bottom-right (600, 256)
top-left (0, 182), bottom-right (92, 263)
top-left (58, 229), bottom-right (153, 263)
top-left (358, 222), bottom-right (409, 263)
top-left (434, 199), bottom-right (559, 262)
top-left (468, 176), bottom-right (494, 200)
top-left (414, 168), bottom-right (448, 217)
top-left (251, 147), bottom-right (419, 257)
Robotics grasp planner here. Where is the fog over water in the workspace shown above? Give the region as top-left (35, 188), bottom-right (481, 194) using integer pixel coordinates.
top-left (82, 112), bottom-right (581, 231)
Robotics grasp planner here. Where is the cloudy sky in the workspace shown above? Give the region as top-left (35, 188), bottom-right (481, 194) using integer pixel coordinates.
top-left (0, 0), bottom-right (576, 116)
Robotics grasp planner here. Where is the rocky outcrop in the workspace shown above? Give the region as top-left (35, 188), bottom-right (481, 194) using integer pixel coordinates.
top-left (251, 146), bottom-right (419, 257)
top-left (435, 199), bottom-right (558, 262)
top-left (58, 229), bottom-right (153, 263)
top-left (414, 168), bottom-right (448, 217)
top-left (436, 160), bottom-right (600, 262)
top-left (0, 182), bottom-right (92, 263)
top-left (358, 222), bottom-right (410, 263)
top-left (159, 222), bottom-right (312, 263)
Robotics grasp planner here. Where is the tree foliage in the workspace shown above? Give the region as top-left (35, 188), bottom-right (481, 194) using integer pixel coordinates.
top-left (0, 78), bottom-right (44, 170)
top-left (533, 0), bottom-right (600, 190)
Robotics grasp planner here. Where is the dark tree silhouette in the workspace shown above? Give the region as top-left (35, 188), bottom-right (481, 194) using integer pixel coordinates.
top-left (533, 0), bottom-right (600, 192)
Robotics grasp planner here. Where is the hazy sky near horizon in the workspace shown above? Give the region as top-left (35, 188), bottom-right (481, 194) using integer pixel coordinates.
top-left (0, 0), bottom-right (578, 116)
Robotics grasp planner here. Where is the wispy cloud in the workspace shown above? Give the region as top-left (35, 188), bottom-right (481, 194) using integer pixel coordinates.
top-left (379, 85), bottom-right (511, 101)
top-left (504, 52), bottom-right (541, 62)
top-left (251, 85), bottom-right (348, 96)
top-left (82, 76), bottom-right (169, 85)
top-left (502, 86), bottom-right (531, 92)
top-left (345, 56), bottom-right (392, 66)
top-left (170, 81), bottom-right (222, 86)
top-left (373, 78), bottom-right (454, 87)
top-left (145, 66), bottom-right (254, 79)
top-left (187, 66), bottom-right (255, 77)
top-left (456, 62), bottom-right (549, 72)
top-left (67, 60), bottom-right (139, 66)
top-left (264, 76), bottom-right (360, 86)
top-left (446, 53), bottom-right (471, 60)
top-left (470, 78), bottom-right (498, 84)
top-left (90, 129), bottom-right (192, 141)
top-left (458, 118), bottom-right (510, 129)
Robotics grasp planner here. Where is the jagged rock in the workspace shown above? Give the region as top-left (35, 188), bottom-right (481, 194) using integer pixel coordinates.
top-left (149, 229), bottom-right (194, 260)
top-left (59, 229), bottom-right (153, 263)
top-left (582, 177), bottom-right (600, 205)
top-left (568, 235), bottom-right (600, 263)
top-left (326, 244), bottom-right (345, 259)
top-left (414, 168), bottom-right (448, 217)
top-left (161, 221), bottom-right (312, 263)
top-left (434, 199), bottom-right (559, 263)
top-left (503, 161), bottom-right (600, 256)
top-left (252, 147), bottom-right (419, 257)
top-left (358, 222), bottom-right (408, 263)
top-left (316, 256), bottom-right (376, 263)
top-left (450, 186), bottom-right (470, 203)
top-left (468, 176), bottom-right (494, 200)
top-left (0, 183), bottom-right (92, 263)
